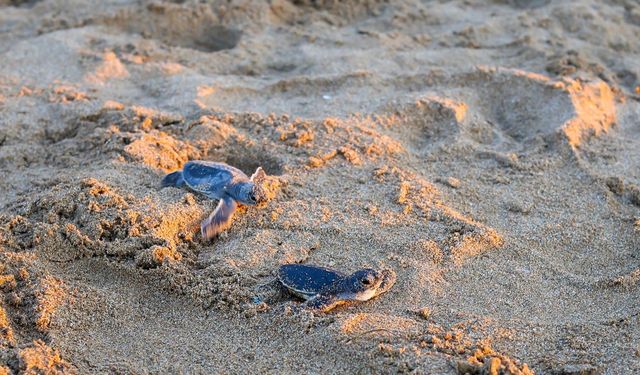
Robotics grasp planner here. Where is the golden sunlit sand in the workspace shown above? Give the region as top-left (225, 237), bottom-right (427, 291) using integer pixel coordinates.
top-left (1, 0), bottom-right (639, 373)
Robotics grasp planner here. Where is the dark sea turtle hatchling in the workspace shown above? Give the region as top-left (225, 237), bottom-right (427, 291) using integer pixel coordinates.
top-left (277, 264), bottom-right (397, 312)
top-left (161, 160), bottom-right (268, 240)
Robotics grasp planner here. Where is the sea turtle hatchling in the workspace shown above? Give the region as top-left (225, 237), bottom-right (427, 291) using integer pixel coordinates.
top-left (277, 264), bottom-right (397, 312)
top-left (161, 160), bottom-right (268, 240)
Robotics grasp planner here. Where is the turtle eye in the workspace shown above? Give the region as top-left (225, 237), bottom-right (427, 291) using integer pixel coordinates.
top-left (361, 277), bottom-right (371, 285)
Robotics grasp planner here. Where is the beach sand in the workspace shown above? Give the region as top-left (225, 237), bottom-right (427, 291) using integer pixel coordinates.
top-left (1, 0), bottom-right (639, 373)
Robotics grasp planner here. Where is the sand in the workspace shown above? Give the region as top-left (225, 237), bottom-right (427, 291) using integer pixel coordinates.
top-left (0, 0), bottom-right (639, 373)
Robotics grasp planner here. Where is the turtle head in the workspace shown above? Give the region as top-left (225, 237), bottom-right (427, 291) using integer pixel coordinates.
top-left (235, 182), bottom-right (267, 206)
top-left (240, 167), bottom-right (268, 205)
top-left (341, 269), bottom-right (384, 301)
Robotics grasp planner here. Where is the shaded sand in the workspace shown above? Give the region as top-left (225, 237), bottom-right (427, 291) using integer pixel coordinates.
top-left (1, 0), bottom-right (640, 373)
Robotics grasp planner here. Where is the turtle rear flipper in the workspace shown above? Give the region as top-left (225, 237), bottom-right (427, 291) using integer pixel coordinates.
top-left (304, 295), bottom-right (344, 312)
top-left (201, 197), bottom-right (238, 240)
top-left (161, 171), bottom-right (186, 188)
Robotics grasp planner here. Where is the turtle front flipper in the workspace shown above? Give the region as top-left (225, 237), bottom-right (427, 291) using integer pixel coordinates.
top-left (161, 171), bottom-right (186, 188)
top-left (201, 196), bottom-right (238, 240)
top-left (250, 167), bottom-right (266, 182)
top-left (304, 295), bottom-right (344, 312)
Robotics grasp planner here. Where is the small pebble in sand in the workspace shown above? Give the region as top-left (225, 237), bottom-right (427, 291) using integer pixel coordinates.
top-left (366, 204), bottom-right (379, 215)
top-left (484, 357), bottom-right (501, 375)
top-left (397, 181), bottom-right (411, 204)
top-left (628, 184), bottom-right (640, 206)
top-left (0, 275), bottom-right (17, 291)
top-left (308, 156), bottom-right (324, 168)
top-left (417, 307), bottom-right (431, 320)
top-left (559, 363), bottom-right (599, 375)
top-left (7, 292), bottom-right (21, 307)
top-left (183, 193), bottom-right (196, 205)
top-left (338, 146), bottom-right (362, 165)
top-left (504, 200), bottom-right (532, 214)
top-left (374, 165), bottom-right (389, 179)
top-left (437, 176), bottom-right (461, 189)
top-left (605, 176), bottom-right (624, 196)
top-left (102, 100), bottom-right (124, 111)
top-left (309, 149), bottom-right (338, 168)
top-left (477, 151), bottom-right (521, 169)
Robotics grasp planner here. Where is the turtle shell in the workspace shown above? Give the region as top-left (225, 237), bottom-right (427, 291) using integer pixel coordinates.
top-left (277, 264), bottom-right (345, 300)
top-left (182, 161), bottom-right (246, 194)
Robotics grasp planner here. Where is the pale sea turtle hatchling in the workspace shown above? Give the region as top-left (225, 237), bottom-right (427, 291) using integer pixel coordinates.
top-left (161, 160), bottom-right (267, 240)
top-left (277, 264), bottom-right (397, 312)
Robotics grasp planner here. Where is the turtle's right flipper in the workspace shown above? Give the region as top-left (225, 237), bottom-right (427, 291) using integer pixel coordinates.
top-left (161, 171), bottom-right (186, 188)
top-left (201, 196), bottom-right (238, 240)
top-left (304, 295), bottom-right (343, 312)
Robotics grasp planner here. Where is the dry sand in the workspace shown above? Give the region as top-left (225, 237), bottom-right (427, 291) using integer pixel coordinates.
top-left (1, 0), bottom-right (640, 373)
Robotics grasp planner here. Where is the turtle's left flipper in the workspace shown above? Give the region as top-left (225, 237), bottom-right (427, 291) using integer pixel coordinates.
top-left (201, 196), bottom-right (238, 240)
top-left (250, 167), bottom-right (267, 182)
top-left (304, 295), bottom-right (344, 313)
